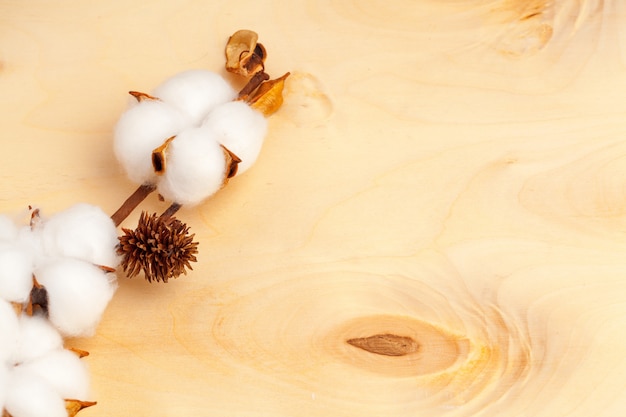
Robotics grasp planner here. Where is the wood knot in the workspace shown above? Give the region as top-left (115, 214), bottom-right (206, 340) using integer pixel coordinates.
top-left (347, 333), bottom-right (419, 357)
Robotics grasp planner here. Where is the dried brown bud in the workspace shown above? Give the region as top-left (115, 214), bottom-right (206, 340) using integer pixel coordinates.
top-left (117, 211), bottom-right (199, 283)
top-left (248, 72), bottom-right (290, 117)
top-left (27, 277), bottom-right (48, 317)
top-left (225, 29), bottom-right (266, 77)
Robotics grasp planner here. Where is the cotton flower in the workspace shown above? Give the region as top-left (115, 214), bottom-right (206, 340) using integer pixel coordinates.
top-left (155, 127), bottom-right (227, 206)
top-left (0, 215), bottom-right (17, 241)
top-left (201, 100), bottom-right (268, 175)
top-left (152, 69), bottom-right (237, 125)
top-left (35, 259), bottom-right (117, 337)
top-left (0, 299), bottom-right (19, 364)
top-left (16, 225), bottom-right (44, 265)
top-left (18, 349), bottom-right (90, 400)
top-left (114, 99), bottom-right (190, 185)
top-left (0, 365), bottom-right (8, 413)
top-left (13, 315), bottom-right (63, 365)
top-left (4, 367), bottom-right (67, 417)
top-left (38, 203), bottom-right (119, 268)
top-left (0, 243), bottom-right (34, 303)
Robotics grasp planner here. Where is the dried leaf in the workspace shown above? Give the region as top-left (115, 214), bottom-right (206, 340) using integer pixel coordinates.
top-left (248, 72), bottom-right (290, 117)
top-left (128, 90), bottom-right (158, 102)
top-left (67, 347), bottom-right (90, 358)
top-left (225, 29), bottom-right (266, 76)
top-left (96, 264), bottom-right (116, 273)
top-left (151, 135), bottom-right (176, 175)
top-left (65, 399), bottom-right (97, 417)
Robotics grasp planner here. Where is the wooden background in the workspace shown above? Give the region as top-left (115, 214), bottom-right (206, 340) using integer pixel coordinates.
top-left (2, 0), bottom-right (626, 415)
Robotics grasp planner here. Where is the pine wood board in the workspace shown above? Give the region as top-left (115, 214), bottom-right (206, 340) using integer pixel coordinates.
top-left (1, 1), bottom-right (626, 416)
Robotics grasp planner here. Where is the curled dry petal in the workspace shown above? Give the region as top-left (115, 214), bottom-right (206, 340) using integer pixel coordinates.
top-left (151, 136), bottom-right (176, 175)
top-left (225, 29), bottom-right (266, 77)
top-left (221, 145), bottom-right (241, 182)
top-left (248, 72), bottom-right (290, 117)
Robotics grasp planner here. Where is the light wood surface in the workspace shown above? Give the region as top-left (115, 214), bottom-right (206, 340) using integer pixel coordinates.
top-left (2, 1), bottom-right (626, 416)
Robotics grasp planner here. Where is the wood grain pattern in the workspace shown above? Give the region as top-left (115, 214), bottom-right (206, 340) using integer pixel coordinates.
top-left (2, 0), bottom-right (626, 416)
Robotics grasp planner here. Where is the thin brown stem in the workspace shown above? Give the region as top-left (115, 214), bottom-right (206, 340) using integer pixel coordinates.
top-left (111, 183), bottom-right (156, 226)
top-left (160, 202), bottom-right (182, 220)
top-left (238, 70), bottom-right (270, 100)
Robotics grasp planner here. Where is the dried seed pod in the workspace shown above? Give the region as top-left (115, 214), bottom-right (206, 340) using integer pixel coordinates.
top-left (225, 29), bottom-right (266, 77)
top-left (248, 72), bottom-right (290, 117)
top-left (117, 211), bottom-right (199, 283)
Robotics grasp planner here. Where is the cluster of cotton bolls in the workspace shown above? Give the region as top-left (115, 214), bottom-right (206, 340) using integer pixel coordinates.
top-left (114, 69), bottom-right (268, 207)
top-left (0, 204), bottom-right (119, 417)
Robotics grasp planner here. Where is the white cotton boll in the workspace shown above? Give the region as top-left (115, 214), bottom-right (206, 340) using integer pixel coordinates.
top-left (0, 365), bottom-right (8, 412)
top-left (16, 226), bottom-right (45, 267)
top-left (0, 299), bottom-right (19, 364)
top-left (114, 99), bottom-right (190, 185)
top-left (156, 127), bottom-right (227, 206)
top-left (0, 215), bottom-right (17, 241)
top-left (40, 203), bottom-right (119, 268)
top-left (202, 100), bottom-right (268, 175)
top-left (35, 258), bottom-right (117, 337)
top-left (5, 368), bottom-right (67, 417)
top-left (13, 315), bottom-right (63, 364)
top-left (18, 348), bottom-right (90, 400)
top-left (152, 70), bottom-right (237, 125)
top-left (0, 243), bottom-right (34, 303)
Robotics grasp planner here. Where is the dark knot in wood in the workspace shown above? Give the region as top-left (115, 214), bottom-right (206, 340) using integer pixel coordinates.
top-left (347, 333), bottom-right (420, 357)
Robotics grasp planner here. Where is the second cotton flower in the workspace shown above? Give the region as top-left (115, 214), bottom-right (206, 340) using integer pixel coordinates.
top-left (114, 69), bottom-right (269, 207)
